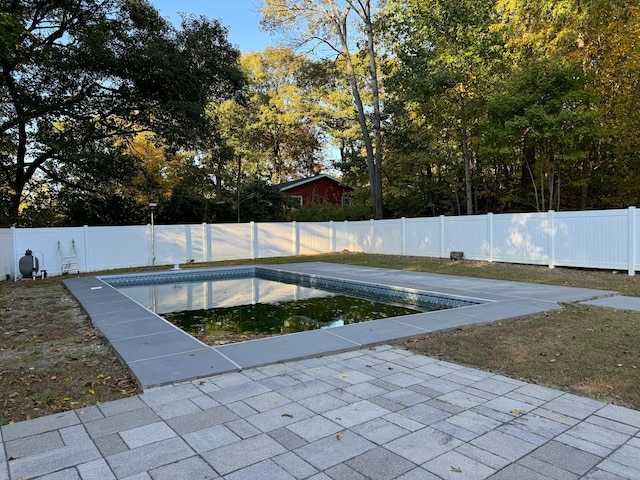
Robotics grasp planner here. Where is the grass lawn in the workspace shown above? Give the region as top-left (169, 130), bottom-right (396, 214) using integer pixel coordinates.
top-left (1, 252), bottom-right (639, 424)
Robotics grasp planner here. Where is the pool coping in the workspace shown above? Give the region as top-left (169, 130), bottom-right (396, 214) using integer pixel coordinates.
top-left (64, 262), bottom-right (617, 389)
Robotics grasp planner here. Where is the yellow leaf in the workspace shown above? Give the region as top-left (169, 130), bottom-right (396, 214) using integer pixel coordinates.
top-left (88, 388), bottom-right (95, 395)
top-left (336, 432), bottom-right (344, 440)
top-left (342, 374), bottom-right (349, 378)
top-left (511, 409), bottom-right (526, 415)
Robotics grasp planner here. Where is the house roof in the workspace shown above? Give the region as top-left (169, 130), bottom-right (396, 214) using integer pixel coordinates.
top-left (276, 174), bottom-right (353, 192)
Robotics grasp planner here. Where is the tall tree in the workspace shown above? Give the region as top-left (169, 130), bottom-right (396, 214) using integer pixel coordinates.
top-left (261, 0), bottom-right (385, 219)
top-left (0, 0), bottom-right (245, 226)
top-left (383, 0), bottom-right (498, 215)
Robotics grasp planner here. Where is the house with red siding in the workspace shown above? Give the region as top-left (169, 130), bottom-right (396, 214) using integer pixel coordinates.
top-left (276, 174), bottom-right (353, 207)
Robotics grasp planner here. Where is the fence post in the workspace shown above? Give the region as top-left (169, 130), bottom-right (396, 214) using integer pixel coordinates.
top-left (440, 215), bottom-right (445, 259)
top-left (344, 220), bottom-right (349, 252)
top-left (370, 219), bottom-right (375, 254)
top-left (202, 223), bottom-right (209, 263)
top-left (11, 226), bottom-right (17, 280)
top-left (329, 220), bottom-right (335, 252)
top-left (548, 210), bottom-right (555, 269)
top-left (83, 225), bottom-right (89, 273)
top-left (401, 217), bottom-right (406, 256)
top-left (292, 221), bottom-right (299, 256)
top-left (487, 213), bottom-right (494, 262)
top-left (250, 221), bottom-right (257, 259)
top-left (629, 206), bottom-right (636, 276)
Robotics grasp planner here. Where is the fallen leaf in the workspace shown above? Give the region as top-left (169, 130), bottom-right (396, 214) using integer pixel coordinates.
top-left (510, 409), bottom-right (526, 415)
top-left (617, 364), bottom-right (624, 367)
top-left (550, 359), bottom-right (556, 363)
top-left (342, 374), bottom-right (349, 378)
top-left (451, 466), bottom-right (462, 473)
top-left (88, 388), bottom-right (95, 395)
top-left (336, 432), bottom-right (344, 440)
top-left (281, 413), bottom-right (293, 419)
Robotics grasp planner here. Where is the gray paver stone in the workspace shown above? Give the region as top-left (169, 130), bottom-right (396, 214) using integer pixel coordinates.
top-left (605, 443), bottom-right (640, 470)
top-left (105, 437), bottom-right (194, 478)
top-left (324, 463), bottom-right (367, 479)
top-left (148, 456), bottom-right (219, 479)
top-left (1, 410), bottom-right (79, 442)
top-left (470, 430), bottom-right (538, 462)
top-left (8, 425), bottom-right (100, 480)
top-left (76, 458), bottom-right (117, 480)
top-left (423, 450), bottom-right (496, 480)
top-left (245, 402), bottom-right (313, 432)
top-left (294, 431), bottom-right (375, 470)
top-left (596, 404), bottom-right (640, 429)
top-left (165, 405), bottom-right (238, 435)
top-left (323, 400), bottom-right (391, 428)
top-left (119, 421), bottom-right (176, 449)
top-left (85, 408), bottom-right (160, 439)
top-left (181, 424), bottom-right (241, 453)
top-left (225, 459), bottom-right (297, 480)
top-left (4, 430), bottom-right (63, 459)
top-left (286, 415), bottom-right (343, 442)
top-left (272, 451), bottom-right (318, 478)
top-left (385, 427), bottom-right (464, 464)
top-left (487, 463), bottom-right (549, 480)
top-left (518, 455), bottom-right (580, 480)
top-left (346, 446), bottom-right (416, 480)
top-left (98, 396), bottom-right (148, 417)
top-left (201, 433), bottom-right (286, 476)
top-left (531, 440), bottom-right (602, 475)
top-left (140, 383), bottom-right (201, 408)
top-left (225, 419), bottom-right (261, 439)
top-left (350, 418), bottom-right (410, 445)
top-left (267, 427), bottom-right (308, 450)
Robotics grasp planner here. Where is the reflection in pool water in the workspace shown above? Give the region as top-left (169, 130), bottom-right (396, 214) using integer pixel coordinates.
top-left (117, 276), bottom-right (449, 337)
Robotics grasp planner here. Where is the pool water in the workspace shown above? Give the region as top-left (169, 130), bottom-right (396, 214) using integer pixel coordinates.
top-left (115, 272), bottom-right (458, 341)
top-left (163, 295), bottom-right (424, 337)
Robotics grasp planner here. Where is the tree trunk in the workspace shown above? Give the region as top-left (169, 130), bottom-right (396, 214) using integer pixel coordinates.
top-left (333, 12), bottom-right (383, 219)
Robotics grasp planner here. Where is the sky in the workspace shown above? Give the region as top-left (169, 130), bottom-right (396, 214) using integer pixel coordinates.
top-left (149, 0), bottom-right (275, 52)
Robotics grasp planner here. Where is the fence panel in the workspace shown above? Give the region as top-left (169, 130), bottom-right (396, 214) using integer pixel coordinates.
top-left (154, 224), bottom-right (207, 265)
top-left (84, 226), bottom-right (148, 272)
top-left (372, 219), bottom-right (403, 254)
top-left (209, 224), bottom-right (253, 261)
top-left (442, 215), bottom-right (491, 260)
top-left (554, 210), bottom-right (629, 270)
top-left (256, 223), bottom-right (296, 258)
top-left (298, 222), bottom-right (332, 255)
top-left (491, 212), bottom-right (550, 265)
top-left (403, 217), bottom-right (442, 257)
top-left (346, 220), bottom-right (374, 253)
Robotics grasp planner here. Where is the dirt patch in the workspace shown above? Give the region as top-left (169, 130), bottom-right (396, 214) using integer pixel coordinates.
top-left (0, 278), bottom-right (138, 424)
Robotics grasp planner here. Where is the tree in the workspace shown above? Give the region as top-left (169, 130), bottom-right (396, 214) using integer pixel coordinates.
top-left (261, 0), bottom-right (385, 219)
top-left (241, 47), bottom-right (324, 183)
top-left (383, 0), bottom-right (499, 215)
top-left (0, 0), bottom-right (245, 226)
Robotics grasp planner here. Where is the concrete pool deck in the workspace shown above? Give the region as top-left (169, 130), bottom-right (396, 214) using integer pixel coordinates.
top-left (3, 263), bottom-right (640, 479)
top-left (63, 262), bottom-right (618, 389)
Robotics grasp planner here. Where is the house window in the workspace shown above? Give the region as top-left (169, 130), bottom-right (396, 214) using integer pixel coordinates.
top-left (292, 195), bottom-right (303, 206)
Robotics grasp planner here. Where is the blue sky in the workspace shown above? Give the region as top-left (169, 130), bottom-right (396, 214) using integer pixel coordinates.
top-left (149, 0), bottom-right (275, 52)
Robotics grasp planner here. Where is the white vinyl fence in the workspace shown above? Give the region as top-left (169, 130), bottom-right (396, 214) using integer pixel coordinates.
top-left (1, 207), bottom-right (638, 279)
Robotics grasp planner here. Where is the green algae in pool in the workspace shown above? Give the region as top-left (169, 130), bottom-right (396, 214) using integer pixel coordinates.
top-left (163, 295), bottom-right (429, 336)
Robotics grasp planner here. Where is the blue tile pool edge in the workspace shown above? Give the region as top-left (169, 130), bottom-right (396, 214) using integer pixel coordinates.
top-left (100, 265), bottom-right (488, 310)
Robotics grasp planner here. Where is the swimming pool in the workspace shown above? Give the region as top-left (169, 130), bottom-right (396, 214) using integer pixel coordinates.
top-left (104, 266), bottom-right (480, 311)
